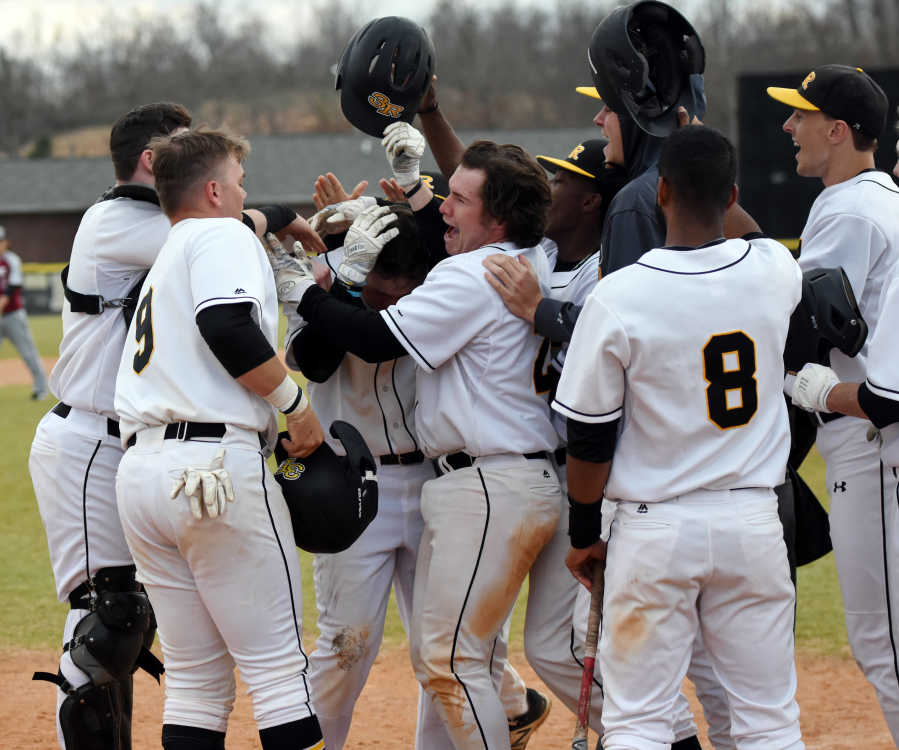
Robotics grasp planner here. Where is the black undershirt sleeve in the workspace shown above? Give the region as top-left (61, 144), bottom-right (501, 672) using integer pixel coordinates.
top-left (566, 417), bottom-right (620, 463)
top-left (291, 281), bottom-right (370, 382)
top-left (859, 383), bottom-right (899, 429)
top-left (298, 285), bottom-right (407, 363)
top-left (195, 302), bottom-right (275, 378)
top-left (534, 298), bottom-right (582, 343)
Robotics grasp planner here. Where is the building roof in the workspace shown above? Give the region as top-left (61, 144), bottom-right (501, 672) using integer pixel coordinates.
top-left (0, 128), bottom-right (600, 212)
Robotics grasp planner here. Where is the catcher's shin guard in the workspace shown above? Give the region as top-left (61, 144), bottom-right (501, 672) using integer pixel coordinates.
top-left (33, 566), bottom-right (164, 749)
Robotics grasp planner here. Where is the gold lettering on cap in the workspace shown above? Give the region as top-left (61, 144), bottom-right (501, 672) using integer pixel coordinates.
top-left (801, 71), bottom-right (816, 90)
top-left (568, 144), bottom-right (586, 161)
top-left (368, 92), bottom-right (405, 119)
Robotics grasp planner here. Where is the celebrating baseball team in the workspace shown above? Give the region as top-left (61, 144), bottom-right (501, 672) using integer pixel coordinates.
top-left (23, 1), bottom-right (899, 749)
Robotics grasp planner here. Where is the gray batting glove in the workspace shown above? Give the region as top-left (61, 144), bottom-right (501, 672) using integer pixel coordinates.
top-left (262, 232), bottom-right (317, 303)
top-left (791, 363), bottom-right (840, 412)
top-left (337, 205), bottom-right (401, 286)
top-left (382, 121), bottom-right (425, 190)
top-left (170, 447), bottom-right (235, 520)
top-left (309, 196), bottom-right (377, 237)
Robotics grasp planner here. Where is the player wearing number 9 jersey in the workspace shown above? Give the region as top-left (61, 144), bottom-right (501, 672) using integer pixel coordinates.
top-left (555, 127), bottom-right (804, 749)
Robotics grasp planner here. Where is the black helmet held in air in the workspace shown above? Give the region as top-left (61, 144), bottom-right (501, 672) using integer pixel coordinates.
top-left (588, 1), bottom-right (705, 137)
top-left (336, 16), bottom-right (436, 138)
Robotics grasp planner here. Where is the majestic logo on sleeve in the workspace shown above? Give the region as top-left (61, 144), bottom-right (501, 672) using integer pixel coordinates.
top-left (275, 459), bottom-right (306, 481)
top-left (801, 71), bottom-right (816, 90)
top-left (368, 92), bottom-right (405, 119)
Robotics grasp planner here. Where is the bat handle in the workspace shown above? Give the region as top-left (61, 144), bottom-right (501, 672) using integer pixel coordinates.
top-left (572, 562), bottom-right (605, 749)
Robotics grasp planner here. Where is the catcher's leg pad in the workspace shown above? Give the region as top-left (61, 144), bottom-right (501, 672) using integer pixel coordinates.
top-left (57, 678), bottom-right (122, 750)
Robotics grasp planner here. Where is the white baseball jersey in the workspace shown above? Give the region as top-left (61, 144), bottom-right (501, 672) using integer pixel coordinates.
top-left (553, 237), bottom-right (802, 501)
top-left (797, 170), bottom-right (899, 382)
top-left (380, 241), bottom-right (559, 458)
top-left (115, 217), bottom-right (279, 444)
top-left (51, 198), bottom-right (171, 419)
top-left (865, 272), bottom-right (899, 468)
top-left (285, 248), bottom-right (420, 458)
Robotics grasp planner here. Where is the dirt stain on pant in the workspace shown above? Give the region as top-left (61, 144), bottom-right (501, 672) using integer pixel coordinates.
top-left (332, 626), bottom-right (370, 671)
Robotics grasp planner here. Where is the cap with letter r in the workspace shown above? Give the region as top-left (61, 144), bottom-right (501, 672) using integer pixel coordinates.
top-left (536, 139), bottom-right (609, 188)
top-left (767, 65), bottom-right (888, 139)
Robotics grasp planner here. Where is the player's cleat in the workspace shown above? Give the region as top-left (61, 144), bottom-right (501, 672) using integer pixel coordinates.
top-left (508, 687), bottom-right (551, 749)
top-left (31, 388), bottom-right (48, 400)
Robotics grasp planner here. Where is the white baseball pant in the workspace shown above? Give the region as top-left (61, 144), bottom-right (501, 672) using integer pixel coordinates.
top-left (817, 417), bottom-right (899, 743)
top-left (116, 426), bottom-right (317, 732)
top-left (410, 454), bottom-right (561, 750)
top-left (600, 490), bottom-right (803, 750)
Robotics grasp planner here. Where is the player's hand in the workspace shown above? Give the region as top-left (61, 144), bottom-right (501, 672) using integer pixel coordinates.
top-left (566, 540), bottom-right (607, 590)
top-left (379, 177), bottom-right (407, 203)
top-left (170, 447), bottom-right (235, 520)
top-left (309, 196), bottom-right (378, 238)
top-left (337, 205), bottom-right (400, 286)
top-left (790, 363), bottom-right (840, 412)
top-left (483, 254), bottom-right (543, 324)
top-left (417, 75), bottom-right (438, 114)
top-left (280, 214), bottom-right (327, 257)
top-left (282, 402), bottom-right (325, 458)
top-left (382, 122), bottom-right (425, 190)
top-left (262, 233), bottom-right (317, 303)
top-left (313, 172), bottom-right (368, 211)
top-left (676, 105), bottom-right (704, 128)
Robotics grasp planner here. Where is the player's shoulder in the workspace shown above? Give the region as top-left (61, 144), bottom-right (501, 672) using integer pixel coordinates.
top-left (815, 170), bottom-right (899, 220)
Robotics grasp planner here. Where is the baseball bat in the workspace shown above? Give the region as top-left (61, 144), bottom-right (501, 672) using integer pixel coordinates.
top-left (571, 562), bottom-right (605, 750)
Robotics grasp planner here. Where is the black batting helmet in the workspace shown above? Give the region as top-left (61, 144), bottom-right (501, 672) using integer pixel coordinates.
top-left (784, 266), bottom-right (867, 372)
top-left (587, 1), bottom-right (705, 137)
top-left (273, 421), bottom-right (378, 554)
top-left (336, 17), bottom-right (436, 138)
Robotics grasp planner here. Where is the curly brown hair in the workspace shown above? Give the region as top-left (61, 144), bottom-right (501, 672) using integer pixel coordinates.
top-left (460, 140), bottom-right (550, 248)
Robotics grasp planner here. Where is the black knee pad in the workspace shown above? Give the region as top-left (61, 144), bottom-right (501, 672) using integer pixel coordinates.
top-left (162, 723), bottom-right (226, 750)
top-left (58, 680), bottom-right (121, 750)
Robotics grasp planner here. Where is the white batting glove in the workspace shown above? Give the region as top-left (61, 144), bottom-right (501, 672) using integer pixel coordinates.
top-left (262, 232), bottom-right (317, 303)
top-left (337, 205), bottom-right (401, 286)
top-left (309, 196), bottom-right (377, 237)
top-left (170, 447), bottom-right (235, 520)
top-left (791, 363), bottom-right (840, 412)
top-left (382, 122), bottom-right (425, 190)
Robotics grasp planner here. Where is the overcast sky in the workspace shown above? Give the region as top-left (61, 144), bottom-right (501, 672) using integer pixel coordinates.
top-left (0, 0), bottom-right (777, 56)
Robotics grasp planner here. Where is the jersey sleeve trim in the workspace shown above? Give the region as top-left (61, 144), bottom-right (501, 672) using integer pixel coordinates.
top-left (381, 308), bottom-right (436, 372)
top-left (551, 398), bottom-right (622, 424)
top-left (195, 294), bottom-right (263, 314)
top-left (866, 376), bottom-right (899, 400)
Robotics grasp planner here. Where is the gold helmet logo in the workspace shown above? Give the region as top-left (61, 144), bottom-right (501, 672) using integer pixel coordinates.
top-left (801, 71), bottom-right (816, 90)
top-left (368, 92), bottom-right (405, 119)
top-left (568, 144), bottom-right (585, 161)
top-left (275, 459), bottom-right (306, 481)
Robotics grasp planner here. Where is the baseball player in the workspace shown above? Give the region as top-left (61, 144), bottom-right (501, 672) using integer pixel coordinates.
top-left (28, 102), bottom-right (191, 750)
top-left (0, 227), bottom-right (49, 399)
top-left (555, 125), bottom-right (804, 750)
top-left (113, 127), bottom-right (326, 750)
top-left (267, 139), bottom-right (562, 750)
top-left (768, 64), bottom-right (899, 742)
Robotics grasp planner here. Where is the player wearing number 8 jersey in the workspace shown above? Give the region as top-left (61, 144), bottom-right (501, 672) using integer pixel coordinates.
top-left (555, 126), bottom-right (804, 749)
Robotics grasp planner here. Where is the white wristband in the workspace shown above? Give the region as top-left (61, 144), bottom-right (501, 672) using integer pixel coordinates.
top-left (264, 375), bottom-right (305, 414)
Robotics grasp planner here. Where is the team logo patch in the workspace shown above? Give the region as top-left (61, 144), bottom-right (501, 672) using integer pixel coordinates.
top-left (801, 71), bottom-right (815, 90)
top-left (276, 458), bottom-right (306, 481)
top-left (568, 144), bottom-right (585, 161)
top-left (368, 92), bottom-right (405, 119)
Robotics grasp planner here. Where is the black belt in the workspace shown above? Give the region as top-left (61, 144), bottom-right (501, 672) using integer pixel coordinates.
top-left (126, 421), bottom-right (227, 448)
top-left (554, 446), bottom-right (567, 466)
top-left (379, 449), bottom-right (425, 466)
top-left (817, 411), bottom-right (844, 425)
top-left (53, 401), bottom-right (120, 439)
top-left (437, 450), bottom-right (548, 474)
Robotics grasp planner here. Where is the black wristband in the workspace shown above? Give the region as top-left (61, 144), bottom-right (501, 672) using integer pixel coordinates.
top-left (418, 102), bottom-right (439, 115)
top-left (568, 495), bottom-right (602, 549)
top-left (258, 204), bottom-right (297, 234)
top-left (281, 388), bottom-right (304, 415)
top-left (403, 179), bottom-right (424, 199)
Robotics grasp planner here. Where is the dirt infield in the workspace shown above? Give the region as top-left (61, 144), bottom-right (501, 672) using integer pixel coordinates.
top-left (0, 356), bottom-right (57, 387)
top-left (3, 645), bottom-right (891, 748)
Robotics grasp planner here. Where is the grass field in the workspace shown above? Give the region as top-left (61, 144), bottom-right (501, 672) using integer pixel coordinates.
top-left (0, 314), bottom-right (848, 656)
